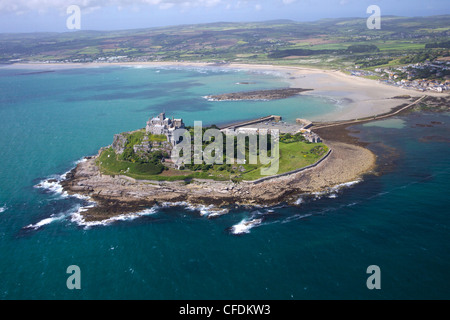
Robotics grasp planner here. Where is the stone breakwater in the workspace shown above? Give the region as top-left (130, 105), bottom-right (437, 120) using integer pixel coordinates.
top-left (204, 88), bottom-right (312, 101)
top-left (61, 140), bottom-right (376, 222)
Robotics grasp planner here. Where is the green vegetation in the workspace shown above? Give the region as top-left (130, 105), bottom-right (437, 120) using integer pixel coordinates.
top-left (98, 147), bottom-right (164, 177)
top-left (425, 40), bottom-right (450, 48)
top-left (279, 132), bottom-right (307, 143)
top-left (96, 130), bottom-right (329, 182)
top-left (268, 48), bottom-right (332, 58)
top-left (148, 134), bottom-right (167, 142)
top-left (119, 130), bottom-right (169, 164)
top-left (240, 141), bottom-right (328, 181)
top-left (119, 130), bottom-right (145, 161)
top-left (346, 44), bottom-right (380, 53)
top-left (355, 57), bottom-right (393, 68)
top-left (1, 15), bottom-right (449, 71)
top-left (399, 51), bottom-right (440, 64)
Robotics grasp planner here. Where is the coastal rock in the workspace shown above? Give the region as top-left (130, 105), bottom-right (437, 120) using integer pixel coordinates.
top-left (61, 138), bottom-right (375, 222)
top-left (112, 133), bottom-right (128, 155)
top-left (205, 88), bottom-right (312, 101)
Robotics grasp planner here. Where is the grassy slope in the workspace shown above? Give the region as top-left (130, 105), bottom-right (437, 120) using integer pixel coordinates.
top-left (240, 141), bottom-right (328, 181)
top-left (97, 140), bottom-right (329, 182)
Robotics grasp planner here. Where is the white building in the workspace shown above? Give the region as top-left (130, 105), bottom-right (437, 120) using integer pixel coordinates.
top-left (146, 112), bottom-right (185, 145)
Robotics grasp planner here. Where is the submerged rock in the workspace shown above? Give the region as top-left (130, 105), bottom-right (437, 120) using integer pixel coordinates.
top-left (205, 88), bottom-right (312, 101)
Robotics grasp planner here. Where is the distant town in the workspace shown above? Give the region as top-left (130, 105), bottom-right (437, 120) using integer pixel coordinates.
top-left (349, 59), bottom-right (450, 93)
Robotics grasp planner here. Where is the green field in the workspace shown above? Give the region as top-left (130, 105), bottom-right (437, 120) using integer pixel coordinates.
top-left (240, 141), bottom-right (328, 181)
top-left (1, 15), bottom-right (448, 70)
top-left (96, 137), bottom-right (329, 182)
top-left (97, 148), bottom-right (165, 177)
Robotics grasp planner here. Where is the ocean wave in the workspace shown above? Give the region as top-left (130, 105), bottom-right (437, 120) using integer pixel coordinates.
top-left (23, 201), bottom-right (95, 231)
top-left (24, 214), bottom-right (66, 230)
top-left (74, 158), bottom-right (88, 166)
top-left (34, 176), bottom-right (68, 198)
top-left (330, 180), bottom-right (361, 191)
top-left (0, 205), bottom-right (7, 213)
top-left (229, 218), bottom-right (263, 235)
top-left (307, 180), bottom-right (361, 201)
top-left (191, 204), bottom-right (228, 218)
top-left (123, 64), bottom-right (281, 77)
top-left (70, 200), bottom-right (229, 228)
top-left (227, 208), bottom-right (278, 235)
top-left (281, 213), bottom-right (312, 224)
top-left (120, 64), bottom-right (154, 69)
top-left (70, 205), bottom-right (158, 228)
top-left (34, 157), bottom-right (88, 199)
top-left (158, 201), bottom-right (229, 218)
top-left (171, 202), bottom-right (229, 218)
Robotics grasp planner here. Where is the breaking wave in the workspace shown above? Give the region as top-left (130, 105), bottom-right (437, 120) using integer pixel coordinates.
top-left (295, 180), bottom-right (361, 203)
top-left (228, 180), bottom-right (362, 235)
top-left (230, 217), bottom-right (263, 235)
top-left (71, 205), bottom-right (158, 229)
top-left (24, 214), bottom-right (67, 230)
top-left (186, 203), bottom-right (229, 218)
top-left (158, 201), bottom-right (229, 218)
top-left (34, 157), bottom-right (88, 199)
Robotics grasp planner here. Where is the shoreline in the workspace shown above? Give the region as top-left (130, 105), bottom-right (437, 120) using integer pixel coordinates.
top-left (9, 60), bottom-right (417, 222)
top-left (3, 61), bottom-right (446, 122)
top-left (60, 131), bottom-right (376, 222)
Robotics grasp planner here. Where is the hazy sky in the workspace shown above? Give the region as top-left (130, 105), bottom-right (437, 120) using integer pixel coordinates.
top-left (0, 0), bottom-right (449, 33)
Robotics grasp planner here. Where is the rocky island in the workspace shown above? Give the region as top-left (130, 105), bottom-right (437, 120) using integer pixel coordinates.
top-left (59, 112), bottom-right (376, 222)
top-left (204, 88), bottom-right (313, 101)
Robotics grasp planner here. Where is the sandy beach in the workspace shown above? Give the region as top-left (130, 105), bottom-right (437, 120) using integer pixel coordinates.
top-left (3, 60), bottom-right (388, 221)
top-left (225, 63), bottom-right (444, 121)
top-left (3, 60), bottom-right (444, 122)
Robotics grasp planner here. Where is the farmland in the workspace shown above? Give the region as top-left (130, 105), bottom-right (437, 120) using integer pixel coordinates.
top-left (1, 15), bottom-right (449, 71)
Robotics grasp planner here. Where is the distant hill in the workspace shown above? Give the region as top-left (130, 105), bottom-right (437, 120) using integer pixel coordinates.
top-left (0, 15), bottom-right (448, 68)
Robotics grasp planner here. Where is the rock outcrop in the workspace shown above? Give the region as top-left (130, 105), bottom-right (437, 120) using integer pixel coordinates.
top-left (205, 88), bottom-right (312, 101)
top-left (61, 140), bottom-right (376, 222)
top-left (112, 133), bottom-right (128, 155)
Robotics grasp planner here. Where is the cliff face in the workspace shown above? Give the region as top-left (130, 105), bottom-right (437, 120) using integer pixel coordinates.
top-left (112, 133), bottom-right (128, 155)
top-left (112, 131), bottom-right (172, 156)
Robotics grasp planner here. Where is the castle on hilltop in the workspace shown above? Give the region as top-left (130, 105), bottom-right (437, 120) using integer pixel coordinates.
top-left (146, 112), bottom-right (185, 145)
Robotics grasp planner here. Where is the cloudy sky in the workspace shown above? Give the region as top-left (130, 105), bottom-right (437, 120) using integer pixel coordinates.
top-left (0, 0), bottom-right (448, 33)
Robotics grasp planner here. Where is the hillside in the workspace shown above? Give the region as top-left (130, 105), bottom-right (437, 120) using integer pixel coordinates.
top-left (1, 15), bottom-right (449, 70)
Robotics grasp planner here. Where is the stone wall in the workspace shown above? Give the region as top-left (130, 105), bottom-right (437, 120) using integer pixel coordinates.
top-left (244, 148), bottom-right (332, 185)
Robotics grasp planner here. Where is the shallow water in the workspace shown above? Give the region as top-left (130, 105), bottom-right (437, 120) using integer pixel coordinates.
top-left (0, 66), bottom-right (449, 299)
top-left (363, 118), bottom-right (406, 129)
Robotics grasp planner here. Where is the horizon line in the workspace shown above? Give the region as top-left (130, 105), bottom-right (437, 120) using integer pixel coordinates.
top-left (1, 13), bottom-right (449, 35)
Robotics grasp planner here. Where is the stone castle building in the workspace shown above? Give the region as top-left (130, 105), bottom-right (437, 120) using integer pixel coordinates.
top-left (146, 112), bottom-right (185, 145)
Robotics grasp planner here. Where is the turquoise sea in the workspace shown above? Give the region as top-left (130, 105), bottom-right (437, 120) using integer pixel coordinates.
top-left (0, 66), bottom-right (449, 299)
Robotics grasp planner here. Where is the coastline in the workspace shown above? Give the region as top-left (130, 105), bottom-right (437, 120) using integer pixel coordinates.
top-left (3, 60), bottom-right (446, 121)
top-left (6, 61), bottom-right (413, 221)
top-left (59, 131), bottom-right (376, 222)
